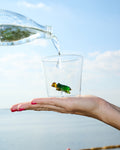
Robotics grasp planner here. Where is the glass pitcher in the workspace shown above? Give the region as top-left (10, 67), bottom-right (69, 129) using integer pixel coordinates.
top-left (0, 9), bottom-right (53, 46)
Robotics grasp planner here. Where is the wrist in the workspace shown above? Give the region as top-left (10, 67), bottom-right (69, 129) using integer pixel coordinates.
top-left (97, 99), bottom-right (120, 130)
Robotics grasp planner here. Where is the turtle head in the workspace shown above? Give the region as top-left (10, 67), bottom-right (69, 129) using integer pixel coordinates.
top-left (51, 82), bottom-right (57, 87)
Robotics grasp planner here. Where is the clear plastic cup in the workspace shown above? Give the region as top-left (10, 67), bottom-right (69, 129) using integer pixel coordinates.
top-left (42, 54), bottom-right (83, 97)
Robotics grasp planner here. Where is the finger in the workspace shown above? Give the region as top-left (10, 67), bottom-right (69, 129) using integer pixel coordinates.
top-left (31, 97), bottom-right (69, 108)
top-left (10, 102), bottom-right (31, 112)
top-left (30, 104), bottom-right (66, 113)
top-left (10, 104), bottom-right (19, 111)
top-left (11, 102), bottom-right (66, 113)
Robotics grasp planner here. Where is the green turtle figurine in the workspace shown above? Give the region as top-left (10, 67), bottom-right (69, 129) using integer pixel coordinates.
top-left (51, 82), bottom-right (71, 94)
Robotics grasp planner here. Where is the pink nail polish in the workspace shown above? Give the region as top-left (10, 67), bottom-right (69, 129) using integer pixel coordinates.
top-left (18, 108), bottom-right (25, 111)
top-left (11, 109), bottom-right (17, 112)
top-left (31, 102), bottom-right (37, 105)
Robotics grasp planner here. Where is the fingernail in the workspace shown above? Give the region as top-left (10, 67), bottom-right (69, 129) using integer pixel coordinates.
top-left (31, 102), bottom-right (37, 105)
top-left (11, 109), bottom-right (18, 112)
top-left (18, 108), bottom-right (25, 111)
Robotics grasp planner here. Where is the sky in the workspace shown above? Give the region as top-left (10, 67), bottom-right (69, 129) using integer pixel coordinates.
top-left (0, 0), bottom-right (120, 108)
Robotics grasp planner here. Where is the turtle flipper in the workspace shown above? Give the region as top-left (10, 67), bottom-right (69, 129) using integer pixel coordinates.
top-left (65, 90), bottom-right (70, 94)
top-left (56, 88), bottom-right (61, 91)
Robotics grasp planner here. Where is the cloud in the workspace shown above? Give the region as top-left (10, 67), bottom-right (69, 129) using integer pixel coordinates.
top-left (82, 50), bottom-right (120, 106)
top-left (0, 52), bottom-right (46, 108)
top-left (0, 52), bottom-right (42, 77)
top-left (1, 50), bottom-right (119, 79)
top-left (0, 50), bottom-right (120, 107)
top-left (85, 50), bottom-right (120, 74)
top-left (18, 1), bottom-right (51, 10)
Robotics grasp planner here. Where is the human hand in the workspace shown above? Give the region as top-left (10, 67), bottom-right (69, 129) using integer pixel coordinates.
top-left (10, 95), bottom-right (102, 118)
top-left (10, 95), bottom-right (120, 130)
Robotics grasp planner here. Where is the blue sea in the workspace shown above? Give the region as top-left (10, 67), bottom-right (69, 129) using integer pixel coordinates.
top-left (0, 109), bottom-right (119, 150)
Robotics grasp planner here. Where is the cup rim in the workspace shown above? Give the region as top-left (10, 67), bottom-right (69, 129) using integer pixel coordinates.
top-left (42, 54), bottom-right (83, 62)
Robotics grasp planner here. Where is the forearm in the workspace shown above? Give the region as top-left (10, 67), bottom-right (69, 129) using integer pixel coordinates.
top-left (97, 100), bottom-right (120, 130)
